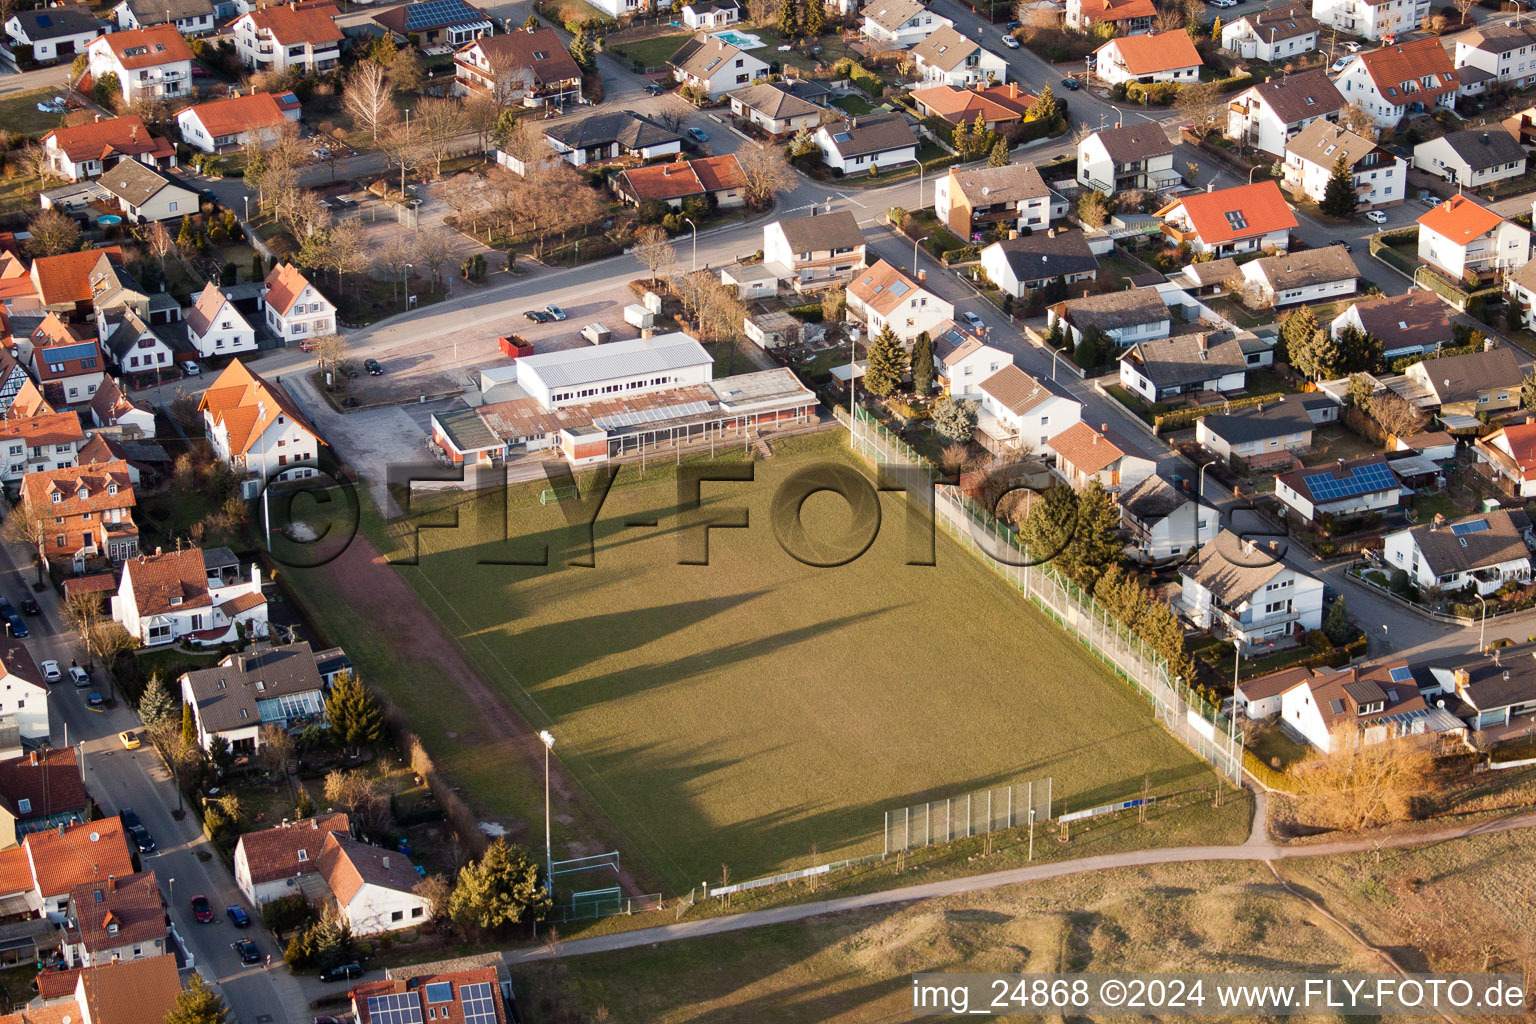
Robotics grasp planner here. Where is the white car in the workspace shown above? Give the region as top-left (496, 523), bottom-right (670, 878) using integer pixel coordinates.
top-left (40, 660), bottom-right (60, 683)
top-left (181, 360), bottom-right (201, 376)
top-left (1366, 209), bottom-right (1388, 224)
top-left (1329, 56), bottom-right (1351, 74)
top-left (1210, 0), bottom-right (1237, 8)
top-left (68, 666), bottom-right (89, 687)
top-left (1002, 34), bottom-right (1020, 47)
top-left (961, 311), bottom-right (986, 331)
top-left (1344, 40), bottom-right (1362, 52)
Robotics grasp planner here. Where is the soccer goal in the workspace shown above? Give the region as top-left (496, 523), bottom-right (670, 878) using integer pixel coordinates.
top-left (539, 485), bottom-right (579, 505)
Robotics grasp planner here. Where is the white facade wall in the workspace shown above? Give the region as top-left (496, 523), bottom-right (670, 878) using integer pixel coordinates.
top-left (847, 288), bottom-right (954, 343)
top-left (863, 7), bottom-right (951, 48)
top-left (5, 18), bottom-right (98, 62)
top-left (1221, 21), bottom-right (1318, 62)
top-left (940, 344), bottom-right (1010, 398)
top-left (1332, 55), bottom-right (1453, 127)
top-left (813, 126), bottom-right (917, 173)
top-left (1124, 498), bottom-right (1218, 562)
top-left (1412, 136), bottom-right (1526, 188)
top-left (1282, 149), bottom-right (1405, 208)
top-left (916, 46), bottom-right (1008, 87)
top-left (1312, 0), bottom-right (1429, 41)
top-left (187, 303), bottom-right (257, 359)
top-left (84, 39), bottom-right (191, 104)
top-left (1196, 418), bottom-right (1311, 461)
top-left (1180, 564), bottom-right (1326, 645)
top-left (1382, 528), bottom-right (1532, 592)
top-left (1455, 36), bottom-right (1536, 86)
top-left (339, 882), bottom-right (432, 936)
top-left (1243, 262), bottom-right (1358, 307)
top-left (263, 284), bottom-right (336, 342)
top-left (980, 392), bottom-right (1081, 452)
top-left (1419, 220), bottom-right (1532, 280)
top-left (114, 2), bottom-right (215, 34)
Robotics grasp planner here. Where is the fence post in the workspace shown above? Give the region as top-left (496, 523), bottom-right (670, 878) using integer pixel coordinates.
top-left (1047, 777), bottom-right (1053, 820)
top-left (1008, 785), bottom-right (1014, 829)
top-left (905, 806), bottom-right (910, 851)
top-left (883, 811), bottom-right (889, 858)
top-left (946, 798), bottom-right (951, 842)
top-left (986, 790), bottom-right (992, 834)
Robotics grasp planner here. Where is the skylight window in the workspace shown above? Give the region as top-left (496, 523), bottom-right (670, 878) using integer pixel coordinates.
top-left (1389, 666), bottom-right (1412, 683)
top-left (1224, 210), bottom-right (1248, 231)
top-left (888, 281), bottom-right (911, 297)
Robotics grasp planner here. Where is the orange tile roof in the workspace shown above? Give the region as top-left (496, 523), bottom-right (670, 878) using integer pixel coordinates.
top-left (1048, 421), bottom-right (1137, 477)
top-left (910, 82), bottom-right (1034, 123)
top-left (8, 379), bottom-right (54, 419)
top-left (30, 246), bottom-right (123, 306)
top-left (0, 748), bottom-right (89, 824)
top-left (353, 969), bottom-right (506, 1024)
top-left (33, 337), bottom-right (104, 385)
top-left (236, 813), bottom-right (351, 885)
top-left (1098, 30), bottom-right (1201, 75)
top-left (1486, 421), bottom-right (1536, 477)
top-left (31, 969), bottom-right (83, 1002)
top-left (1357, 37), bottom-right (1455, 105)
top-left (261, 261), bottom-right (319, 317)
top-left (43, 116), bottom-right (172, 165)
top-left (849, 258), bottom-right (928, 316)
top-left (0, 847), bottom-right (32, 896)
top-left (184, 281), bottom-right (231, 337)
top-left (89, 27), bottom-right (194, 69)
top-left (24, 818), bottom-right (135, 898)
top-left (68, 871), bottom-right (165, 956)
top-left (692, 153), bottom-right (745, 191)
top-left (0, 411), bottom-right (84, 448)
top-left (1159, 180), bottom-right (1297, 245)
top-left (1417, 193), bottom-right (1505, 244)
top-left (618, 158), bottom-right (703, 201)
top-left (244, 2), bottom-right (343, 46)
top-left (0, 1002), bottom-right (83, 1024)
top-left (1080, 0), bottom-right (1157, 20)
top-left (197, 358), bottom-right (324, 456)
top-left (317, 831), bottom-right (422, 905)
top-left (181, 92), bottom-right (300, 140)
top-left (123, 547), bottom-right (209, 616)
top-left (30, 313), bottom-right (86, 348)
top-left (22, 459), bottom-right (135, 527)
top-left (77, 954), bottom-right (182, 1024)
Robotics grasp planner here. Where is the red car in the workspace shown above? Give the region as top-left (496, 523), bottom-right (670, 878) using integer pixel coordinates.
top-left (191, 895), bottom-right (213, 924)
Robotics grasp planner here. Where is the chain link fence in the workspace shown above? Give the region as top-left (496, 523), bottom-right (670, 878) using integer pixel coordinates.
top-left (884, 777), bottom-right (1053, 854)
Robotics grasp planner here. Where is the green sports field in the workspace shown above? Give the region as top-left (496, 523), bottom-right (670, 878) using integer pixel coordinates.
top-left (375, 434), bottom-right (1209, 891)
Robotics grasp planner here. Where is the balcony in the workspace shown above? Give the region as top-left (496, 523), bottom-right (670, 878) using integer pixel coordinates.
top-left (1161, 222), bottom-right (1198, 243)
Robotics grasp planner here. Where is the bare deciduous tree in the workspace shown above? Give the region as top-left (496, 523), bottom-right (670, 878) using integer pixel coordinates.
top-left (1453, 0), bottom-right (1474, 24)
top-left (1297, 729), bottom-right (1438, 830)
top-left (26, 209), bottom-right (80, 257)
top-left (380, 121), bottom-right (426, 194)
top-left (1175, 81), bottom-right (1223, 138)
top-left (1370, 391), bottom-right (1430, 436)
top-left (412, 227), bottom-right (456, 287)
top-left (416, 97), bottom-right (465, 178)
top-left (14, 144), bottom-right (56, 188)
top-left (632, 225), bottom-right (676, 287)
top-left (323, 768), bottom-right (391, 833)
top-left (1338, 101), bottom-right (1377, 140)
top-left (341, 61), bottom-right (398, 143)
top-left (311, 333), bottom-right (349, 372)
top-left (145, 220), bottom-right (176, 271)
top-left (739, 145), bottom-right (796, 207)
top-left (258, 725), bottom-right (294, 775)
top-left (328, 218), bottom-right (371, 293)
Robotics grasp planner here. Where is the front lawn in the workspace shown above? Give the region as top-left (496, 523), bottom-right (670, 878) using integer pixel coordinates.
top-left (1301, 424), bottom-right (1383, 465)
top-left (832, 94), bottom-right (875, 116)
top-left (609, 32), bottom-right (692, 71)
top-left (0, 89), bottom-right (73, 140)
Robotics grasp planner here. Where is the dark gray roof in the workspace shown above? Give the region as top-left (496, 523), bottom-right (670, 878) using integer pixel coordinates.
top-left (728, 82), bottom-right (821, 120)
top-left (1429, 644), bottom-right (1536, 711)
top-left (1232, 3), bottom-right (1318, 40)
top-left (1431, 128), bottom-right (1528, 172)
top-left (1119, 474), bottom-right (1191, 523)
top-left (1249, 244), bottom-right (1357, 291)
top-left (10, 5), bottom-right (99, 39)
top-left (181, 642), bottom-right (327, 734)
top-left (202, 546), bottom-right (238, 571)
top-left (1458, 19), bottom-right (1536, 55)
top-left (1054, 287), bottom-right (1169, 332)
top-left (775, 210), bottom-right (863, 253)
top-left (1247, 69), bottom-right (1343, 125)
top-left (1182, 529), bottom-right (1288, 603)
top-left (1414, 345), bottom-right (1521, 403)
top-left (1198, 394), bottom-right (1319, 444)
top-left (991, 229), bottom-right (1098, 284)
top-left (545, 111), bottom-right (680, 151)
top-left (1351, 291), bottom-right (1452, 354)
top-left (121, 0), bottom-right (214, 23)
top-left (1123, 331), bottom-right (1246, 388)
top-left (101, 312), bottom-right (165, 360)
top-left (1096, 123), bottom-right (1174, 164)
top-left (949, 162), bottom-right (1049, 207)
top-left (97, 159), bottom-right (183, 208)
top-left (822, 112), bottom-right (916, 158)
top-left (910, 25), bottom-right (981, 72)
top-left (1399, 508), bottom-right (1531, 577)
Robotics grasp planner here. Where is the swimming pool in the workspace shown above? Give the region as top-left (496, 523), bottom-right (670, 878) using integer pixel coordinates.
top-left (712, 29), bottom-right (765, 49)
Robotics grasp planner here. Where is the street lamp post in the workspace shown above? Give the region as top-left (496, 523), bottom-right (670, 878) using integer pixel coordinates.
top-left (539, 730), bottom-right (555, 896)
top-left (401, 109), bottom-right (411, 198)
top-left (403, 263), bottom-right (412, 311)
top-left (913, 234), bottom-right (928, 274)
top-left (1476, 593), bottom-right (1489, 652)
top-left (682, 217), bottom-right (697, 272)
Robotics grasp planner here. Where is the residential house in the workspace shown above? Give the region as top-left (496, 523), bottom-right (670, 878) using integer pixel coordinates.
top-left (83, 27), bottom-right (193, 105)
top-left (454, 31), bottom-right (574, 111)
top-left (611, 154), bottom-right (747, 208)
top-left (21, 460), bottom-right (138, 571)
top-left (1282, 119), bottom-right (1405, 209)
top-left (1332, 291), bottom-right (1451, 361)
top-left (727, 82), bottom-right (823, 137)
top-left (0, 646), bottom-right (47, 750)
top-left (24, 818), bottom-right (136, 921)
top-left (667, 35), bottom-right (768, 99)
top-left (682, 0), bottom-right (740, 28)
top-left (86, 377), bottom-right (155, 437)
top-left (85, 249), bottom-right (170, 326)
top-left (374, 0), bottom-right (490, 46)
top-left (1503, 104), bottom-right (1536, 148)
top-left (1281, 661), bottom-right (1458, 752)
top-left (1239, 244), bottom-right (1358, 308)
top-left (861, 0), bottom-right (951, 48)
top-left (0, 412), bottom-right (84, 485)
top-left (113, 0), bottom-right (214, 34)
top-left (185, 282), bottom-right (256, 359)
top-left (584, 0), bottom-right (651, 18)
top-left (1119, 330), bottom-right (1247, 401)
top-left (1413, 129), bottom-right (1527, 189)
top-left (909, 81), bottom-right (1034, 130)
top-left (78, 434), bottom-right (165, 485)
top-left (1179, 528), bottom-right (1326, 647)
top-left (1392, 429), bottom-right (1458, 462)
top-left (5, 6), bottom-right (98, 64)
top-left (1226, 70), bottom-right (1344, 158)
top-left (910, 25), bottom-right (1007, 87)
top-left (1196, 394), bottom-right (1333, 467)
top-left (1383, 508), bottom-right (1532, 594)
top-left (28, 246), bottom-right (123, 318)
top-left (180, 642), bottom-right (336, 754)
top-left (1330, 39), bottom-right (1457, 128)
top-left (1425, 644), bottom-right (1536, 735)
top-left (199, 359), bottom-right (326, 485)
top-left (48, 955), bottom-right (184, 1024)
top-left (813, 112), bottom-right (918, 174)
top-left (932, 327), bottom-right (1011, 398)
top-left (41, 116), bottom-right (175, 182)
top-left (1509, 256), bottom-right (1536, 326)
top-left (0, 749), bottom-right (89, 847)
top-left (1092, 31), bottom-right (1202, 86)
top-left (232, 813), bottom-right (351, 906)
top-left (1119, 474), bottom-right (1218, 562)
top-left (742, 309), bottom-right (801, 349)
top-left (1220, 4), bottom-right (1319, 61)
top-left (761, 210), bottom-right (865, 293)
top-left (176, 91), bottom-right (303, 154)
top-left (96, 160), bottom-right (198, 225)
top-left (720, 260), bottom-right (781, 300)
top-left (544, 111), bottom-right (681, 167)
top-left (316, 832), bottom-right (432, 935)
top-left (1313, 0), bottom-right (1429, 41)
top-left (980, 229), bottom-right (1098, 299)
top-left (1233, 664), bottom-right (1313, 719)
top-left (1474, 420), bottom-right (1536, 496)
top-left (63, 872), bottom-right (166, 968)
top-left (936, 161), bottom-right (1053, 239)
top-left (846, 259), bottom-right (954, 342)
top-left (1403, 344), bottom-right (1522, 414)
top-left (975, 364), bottom-right (1081, 454)
top-left (1046, 286), bottom-right (1170, 349)
top-left (1275, 455), bottom-right (1402, 523)
top-left (1452, 19), bottom-right (1536, 88)
top-left (351, 968), bottom-right (507, 1024)
top-left (1076, 122), bottom-right (1178, 194)
top-left (261, 262), bottom-right (336, 343)
top-left (29, 316), bottom-right (104, 406)
top-left (99, 312), bottom-right (175, 378)
top-left (112, 546), bottom-right (267, 647)
top-left (232, 1), bottom-right (343, 74)
top-left (1048, 421), bottom-right (1155, 494)
top-left (1066, 0), bottom-right (1155, 34)
top-left (1158, 180), bottom-right (1297, 256)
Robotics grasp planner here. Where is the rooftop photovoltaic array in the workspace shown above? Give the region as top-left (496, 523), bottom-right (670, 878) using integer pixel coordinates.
top-left (1450, 519), bottom-right (1490, 537)
top-left (365, 993), bottom-right (424, 1024)
top-left (1301, 461), bottom-right (1395, 502)
top-left (460, 982), bottom-right (499, 1024)
top-left (43, 342), bottom-right (97, 364)
top-left (403, 0), bottom-right (485, 28)
top-left (593, 400), bottom-right (713, 429)
top-left (1389, 665), bottom-right (1412, 683)
top-left (424, 982), bottom-right (453, 1004)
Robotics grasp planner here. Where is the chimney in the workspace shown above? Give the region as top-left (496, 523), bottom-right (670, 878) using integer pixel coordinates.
top-left (1453, 668), bottom-right (1470, 693)
top-left (918, 269), bottom-right (926, 282)
top-left (1264, 75), bottom-right (1271, 83)
top-left (28, 751), bottom-right (37, 765)
top-left (1197, 333), bottom-right (1209, 352)
top-left (1008, 82), bottom-right (1018, 99)
top-left (1047, 227), bottom-right (1056, 238)
top-left (1432, 512), bottom-right (1445, 530)
top-left (1486, 337), bottom-right (1496, 351)
top-left (154, 546), bottom-right (162, 556)
top-left (382, 855), bottom-right (390, 869)
top-left (1101, 423), bottom-right (1108, 432)
top-left (1008, 229), bottom-right (1018, 240)
top-left (107, 875), bottom-right (116, 893)
top-left (1243, 538), bottom-right (1255, 555)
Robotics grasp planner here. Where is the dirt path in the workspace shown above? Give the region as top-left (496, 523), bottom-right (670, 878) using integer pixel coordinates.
top-left (316, 533), bottom-right (647, 899)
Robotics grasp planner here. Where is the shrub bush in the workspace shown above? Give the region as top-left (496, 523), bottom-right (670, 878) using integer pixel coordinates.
top-left (785, 303), bottom-right (823, 322)
top-left (941, 246), bottom-right (979, 264)
top-left (1151, 392), bottom-right (1286, 432)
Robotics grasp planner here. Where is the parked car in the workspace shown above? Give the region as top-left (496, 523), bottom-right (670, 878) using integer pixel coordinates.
top-left (544, 304), bottom-right (568, 321)
top-left (363, 358), bottom-right (383, 376)
top-left (1060, 76), bottom-right (1081, 89)
top-left (318, 962), bottom-right (365, 983)
top-left (68, 666), bottom-right (89, 687)
top-left (1002, 33), bottom-right (1019, 47)
top-left (234, 938), bottom-right (260, 964)
top-left (40, 660), bottom-right (60, 683)
top-left (686, 127), bottom-right (709, 143)
top-left (1365, 209), bottom-right (1388, 224)
top-left (122, 809), bottom-right (142, 830)
top-left (1004, 19), bottom-right (1021, 28)
top-left (128, 823), bottom-right (155, 852)
top-left (20, 598), bottom-right (38, 616)
top-left (227, 905), bottom-right (251, 928)
top-left (1329, 56), bottom-right (1351, 73)
top-left (86, 692), bottom-right (105, 712)
top-left (1344, 40), bottom-right (1361, 51)
top-left (644, 82), bottom-right (663, 96)
top-left (0, 600), bottom-right (28, 638)
top-left (191, 896), bottom-right (213, 923)
top-left (522, 310), bottom-right (551, 323)
top-left (181, 360), bottom-right (201, 376)
top-left (1210, 0), bottom-right (1236, 7)
top-left (961, 311), bottom-right (985, 331)
top-left (118, 730), bottom-right (141, 750)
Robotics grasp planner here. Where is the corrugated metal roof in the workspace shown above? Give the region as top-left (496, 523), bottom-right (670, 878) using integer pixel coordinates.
top-left (519, 334), bottom-right (711, 390)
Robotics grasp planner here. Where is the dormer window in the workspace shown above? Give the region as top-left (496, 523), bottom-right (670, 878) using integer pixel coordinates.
top-left (77, 487), bottom-right (88, 501)
top-left (297, 849), bottom-right (308, 862)
top-left (169, 596), bottom-right (182, 607)
top-left (17, 798), bottom-right (30, 815)
top-left (107, 483), bottom-right (117, 496)
top-left (50, 492), bottom-right (60, 503)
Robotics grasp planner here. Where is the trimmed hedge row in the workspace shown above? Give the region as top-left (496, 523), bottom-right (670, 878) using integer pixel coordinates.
top-left (941, 246), bottom-right (980, 264)
top-left (785, 303), bottom-right (823, 322)
top-left (1152, 391), bottom-right (1286, 432)
top-left (1387, 340), bottom-right (1486, 373)
top-left (1242, 750), bottom-right (1297, 792)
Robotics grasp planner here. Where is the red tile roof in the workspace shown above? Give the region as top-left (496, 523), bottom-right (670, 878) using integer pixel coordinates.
top-left (235, 813), bottom-right (350, 886)
top-left (181, 92), bottom-right (300, 140)
top-left (243, 2), bottom-right (342, 46)
top-left (197, 358), bottom-right (324, 456)
top-left (0, 411), bottom-right (85, 448)
top-left (24, 818), bottom-right (136, 898)
top-left (62, 573), bottom-right (116, 599)
top-left (1079, 0), bottom-right (1157, 20)
top-left (0, 748), bottom-right (89, 823)
top-left (848, 258), bottom-right (928, 316)
top-left (1048, 421), bottom-right (1136, 477)
top-left (616, 154), bottom-right (744, 201)
top-left (42, 116), bottom-right (172, 165)
top-left (316, 831), bottom-right (423, 906)
top-left (89, 27), bottom-right (194, 70)
top-left (0, 847), bottom-right (33, 896)
top-left (30, 247), bottom-right (124, 306)
top-left (1097, 30), bottom-right (1202, 75)
top-left (124, 547), bottom-right (209, 616)
top-left (67, 871), bottom-right (165, 956)
top-left (353, 968), bottom-right (506, 1024)
top-left (261, 262), bottom-right (321, 317)
top-left (1417, 192), bottom-right (1505, 244)
top-left (31, 968), bottom-right (83, 1002)
top-left (1159, 180), bottom-right (1297, 245)
top-left (692, 153), bottom-right (746, 191)
top-left (77, 954), bottom-right (182, 1024)
top-left (1357, 37), bottom-right (1456, 106)
top-left (458, 28), bottom-right (581, 90)
top-left (910, 82), bottom-right (1034, 123)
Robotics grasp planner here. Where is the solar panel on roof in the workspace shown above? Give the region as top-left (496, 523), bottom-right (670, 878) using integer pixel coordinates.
top-left (365, 993), bottom-right (424, 1024)
top-left (593, 399), bottom-right (713, 430)
top-left (44, 342), bottom-right (97, 364)
top-left (460, 982), bottom-right (498, 1024)
top-left (424, 982), bottom-right (453, 1004)
top-left (1450, 519), bottom-right (1490, 536)
top-left (1301, 461), bottom-right (1396, 502)
top-left (888, 281), bottom-right (910, 297)
top-left (832, 132), bottom-right (852, 142)
top-left (1389, 665), bottom-right (1412, 683)
top-left (36, 14), bottom-right (51, 26)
